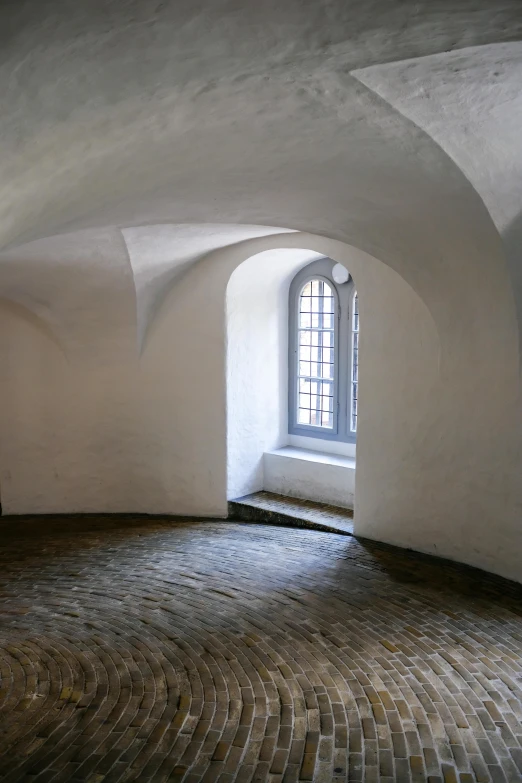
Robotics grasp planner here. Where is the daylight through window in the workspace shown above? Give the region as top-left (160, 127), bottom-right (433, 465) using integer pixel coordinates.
top-left (289, 257), bottom-right (358, 443)
top-left (297, 279), bottom-right (335, 429)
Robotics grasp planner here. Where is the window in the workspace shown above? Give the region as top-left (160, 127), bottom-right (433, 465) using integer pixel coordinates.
top-left (297, 279), bottom-right (335, 429)
top-left (289, 258), bottom-right (358, 443)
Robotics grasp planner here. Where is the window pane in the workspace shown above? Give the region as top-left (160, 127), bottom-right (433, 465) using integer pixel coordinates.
top-left (322, 313), bottom-right (333, 329)
top-left (321, 395), bottom-right (332, 412)
top-left (298, 408), bottom-right (311, 425)
top-left (321, 411), bottom-right (333, 427)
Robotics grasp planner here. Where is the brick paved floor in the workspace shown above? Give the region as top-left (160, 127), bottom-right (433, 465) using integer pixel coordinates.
top-left (0, 517), bottom-right (522, 783)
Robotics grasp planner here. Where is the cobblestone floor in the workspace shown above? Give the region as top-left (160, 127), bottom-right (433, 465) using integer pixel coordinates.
top-left (0, 517), bottom-right (522, 783)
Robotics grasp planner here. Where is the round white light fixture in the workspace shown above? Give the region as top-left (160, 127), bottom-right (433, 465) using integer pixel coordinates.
top-left (332, 263), bottom-right (350, 284)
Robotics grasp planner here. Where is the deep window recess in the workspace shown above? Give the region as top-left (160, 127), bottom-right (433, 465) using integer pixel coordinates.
top-left (289, 257), bottom-right (357, 443)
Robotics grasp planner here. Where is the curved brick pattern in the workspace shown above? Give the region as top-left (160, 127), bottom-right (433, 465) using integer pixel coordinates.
top-left (0, 518), bottom-right (521, 782)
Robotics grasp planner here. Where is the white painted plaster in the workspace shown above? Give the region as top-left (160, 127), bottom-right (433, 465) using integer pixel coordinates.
top-left (122, 224), bottom-right (295, 350)
top-left (0, 227), bottom-right (137, 363)
top-left (288, 436), bottom-right (356, 460)
top-left (264, 448), bottom-right (356, 510)
top-left (0, 311), bottom-right (147, 514)
top-left (0, 3), bottom-right (522, 582)
top-left (353, 42), bottom-right (522, 363)
top-left (226, 248), bottom-right (323, 500)
top-left (224, 233), bottom-right (522, 583)
top-left (0, 226), bottom-right (521, 583)
top-left (0, 223), bottom-right (521, 583)
top-left (0, 0), bottom-right (510, 308)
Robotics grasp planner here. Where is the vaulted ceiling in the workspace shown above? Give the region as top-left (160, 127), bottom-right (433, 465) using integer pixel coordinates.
top-left (0, 0), bottom-right (521, 358)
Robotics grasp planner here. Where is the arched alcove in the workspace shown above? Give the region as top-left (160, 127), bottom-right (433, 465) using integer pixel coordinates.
top-left (225, 240), bottom-right (440, 531)
top-left (0, 220), bottom-right (519, 581)
top-left (131, 223), bottom-right (522, 581)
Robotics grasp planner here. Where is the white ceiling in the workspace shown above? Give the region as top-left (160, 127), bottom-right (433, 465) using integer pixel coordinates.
top-left (0, 1), bottom-right (520, 358)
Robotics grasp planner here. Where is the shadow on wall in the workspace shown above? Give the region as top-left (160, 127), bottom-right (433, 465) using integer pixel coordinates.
top-left (0, 298), bottom-right (66, 358)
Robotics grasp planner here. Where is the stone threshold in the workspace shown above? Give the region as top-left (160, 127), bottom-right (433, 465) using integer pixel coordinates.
top-left (228, 491), bottom-right (354, 536)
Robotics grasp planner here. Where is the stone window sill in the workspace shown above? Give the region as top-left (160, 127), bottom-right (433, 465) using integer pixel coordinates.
top-left (265, 446), bottom-right (356, 469)
top-left (263, 447), bottom-right (355, 510)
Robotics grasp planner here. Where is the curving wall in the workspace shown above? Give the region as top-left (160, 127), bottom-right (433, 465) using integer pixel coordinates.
top-left (0, 2), bottom-right (521, 582)
top-left (353, 42), bottom-right (522, 364)
top-left (0, 225), bottom-right (520, 584)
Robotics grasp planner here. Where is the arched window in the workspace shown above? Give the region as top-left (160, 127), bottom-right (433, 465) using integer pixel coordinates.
top-left (297, 278), bottom-right (335, 429)
top-left (289, 257), bottom-right (357, 443)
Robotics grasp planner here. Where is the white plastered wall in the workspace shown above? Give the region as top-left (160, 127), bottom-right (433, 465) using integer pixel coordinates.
top-left (225, 241), bottom-right (441, 518)
top-left (0, 6), bottom-right (521, 586)
top-left (223, 234), bottom-right (522, 583)
top-left (140, 234), bottom-right (440, 522)
top-left (226, 249), bottom-right (323, 500)
top-left (0, 228), bottom-right (146, 514)
top-left (0, 231), bottom-right (436, 525)
top-left (0, 226), bottom-right (520, 584)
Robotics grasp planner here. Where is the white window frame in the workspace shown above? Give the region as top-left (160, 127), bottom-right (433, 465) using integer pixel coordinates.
top-left (288, 257), bottom-right (357, 444)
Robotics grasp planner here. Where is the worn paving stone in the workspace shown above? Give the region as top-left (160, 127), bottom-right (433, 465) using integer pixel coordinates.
top-left (228, 493), bottom-right (354, 536)
top-left (0, 516), bottom-right (521, 782)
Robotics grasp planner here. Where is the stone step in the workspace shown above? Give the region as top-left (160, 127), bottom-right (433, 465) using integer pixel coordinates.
top-left (228, 491), bottom-right (354, 536)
